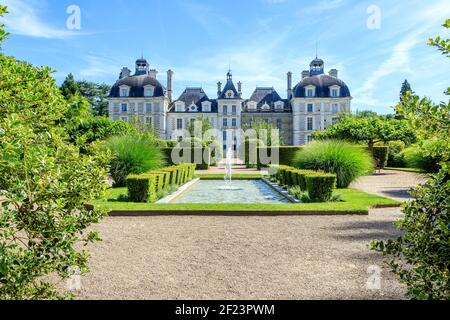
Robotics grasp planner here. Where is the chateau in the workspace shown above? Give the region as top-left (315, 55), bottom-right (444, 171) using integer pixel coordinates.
top-left (108, 57), bottom-right (352, 149)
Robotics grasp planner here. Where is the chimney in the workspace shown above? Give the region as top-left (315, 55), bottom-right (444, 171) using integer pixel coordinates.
top-left (119, 67), bottom-right (131, 79)
top-left (149, 69), bottom-right (158, 79)
top-left (167, 69), bottom-right (174, 102)
top-left (217, 81), bottom-right (222, 97)
top-left (287, 72), bottom-right (293, 99)
top-left (302, 70), bottom-right (310, 79)
top-left (329, 69), bottom-right (338, 78)
top-left (238, 81), bottom-right (242, 96)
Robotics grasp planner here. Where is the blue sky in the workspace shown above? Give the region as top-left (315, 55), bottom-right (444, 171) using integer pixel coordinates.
top-left (1, 0), bottom-right (449, 114)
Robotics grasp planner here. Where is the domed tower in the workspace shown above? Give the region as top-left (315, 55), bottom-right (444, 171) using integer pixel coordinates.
top-left (290, 57), bottom-right (352, 146)
top-left (108, 56), bottom-right (170, 140)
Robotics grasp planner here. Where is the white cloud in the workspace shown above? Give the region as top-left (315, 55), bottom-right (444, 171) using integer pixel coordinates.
top-left (78, 55), bottom-right (122, 79)
top-left (1, 0), bottom-right (82, 39)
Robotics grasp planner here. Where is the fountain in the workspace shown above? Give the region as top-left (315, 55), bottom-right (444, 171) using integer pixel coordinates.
top-left (218, 147), bottom-right (241, 190)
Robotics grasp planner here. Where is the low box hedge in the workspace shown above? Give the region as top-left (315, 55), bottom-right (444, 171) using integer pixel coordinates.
top-left (306, 174), bottom-right (337, 202)
top-left (126, 164), bottom-right (196, 203)
top-left (271, 165), bottom-right (337, 202)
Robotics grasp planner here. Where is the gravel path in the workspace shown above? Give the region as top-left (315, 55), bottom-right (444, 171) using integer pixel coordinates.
top-left (72, 170), bottom-right (424, 300)
top-left (76, 208), bottom-right (405, 300)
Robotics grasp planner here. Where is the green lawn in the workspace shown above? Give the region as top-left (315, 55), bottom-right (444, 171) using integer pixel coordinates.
top-left (384, 167), bottom-right (426, 174)
top-left (90, 186), bottom-right (400, 214)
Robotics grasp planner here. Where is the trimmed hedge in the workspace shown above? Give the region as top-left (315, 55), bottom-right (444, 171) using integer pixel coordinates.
top-left (257, 146), bottom-right (303, 169)
top-left (162, 147), bottom-right (211, 170)
top-left (306, 174), bottom-right (337, 202)
top-left (126, 164), bottom-right (196, 203)
top-left (370, 146), bottom-right (389, 168)
top-left (271, 165), bottom-right (337, 202)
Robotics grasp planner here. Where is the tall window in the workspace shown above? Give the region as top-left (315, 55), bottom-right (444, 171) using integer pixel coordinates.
top-left (177, 118), bottom-right (183, 130)
top-left (307, 117), bottom-right (313, 131)
top-left (307, 89), bottom-right (314, 97)
top-left (232, 105), bottom-right (237, 114)
top-left (331, 89), bottom-right (338, 97)
top-left (307, 104), bottom-right (314, 113)
top-left (120, 88), bottom-right (128, 97)
top-left (223, 118), bottom-right (228, 128)
top-left (276, 119), bottom-right (282, 130)
top-left (144, 87), bottom-right (154, 97)
top-left (232, 118), bottom-right (237, 128)
top-left (223, 105), bottom-right (228, 114)
top-left (146, 103), bottom-right (152, 113)
top-left (121, 103), bottom-right (128, 112)
top-left (223, 131), bottom-right (227, 141)
top-left (332, 104), bottom-right (339, 113)
top-left (146, 117), bottom-right (152, 125)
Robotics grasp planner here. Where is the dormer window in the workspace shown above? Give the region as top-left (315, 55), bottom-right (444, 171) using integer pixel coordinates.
top-left (248, 102), bottom-right (257, 111)
top-left (144, 85), bottom-right (155, 97)
top-left (189, 104), bottom-right (197, 112)
top-left (262, 103), bottom-right (270, 111)
top-left (202, 102), bottom-right (211, 112)
top-left (306, 86), bottom-right (315, 97)
top-left (175, 102), bottom-right (185, 112)
top-left (275, 101), bottom-right (284, 110)
top-left (119, 85), bottom-right (130, 97)
top-left (226, 90), bottom-right (234, 98)
top-left (330, 85), bottom-right (340, 97)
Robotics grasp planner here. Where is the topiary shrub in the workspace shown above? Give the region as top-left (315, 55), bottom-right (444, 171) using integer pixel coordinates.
top-left (371, 146), bottom-right (389, 168)
top-left (104, 135), bottom-right (165, 187)
top-left (294, 140), bottom-right (373, 188)
top-left (305, 173), bottom-right (337, 202)
top-left (386, 140), bottom-right (407, 167)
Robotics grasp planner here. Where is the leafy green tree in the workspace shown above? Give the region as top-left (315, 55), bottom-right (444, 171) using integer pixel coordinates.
top-left (313, 114), bottom-right (416, 150)
top-left (77, 80), bottom-right (111, 117)
top-left (60, 73), bottom-right (79, 99)
top-left (371, 19), bottom-right (450, 300)
top-left (246, 118), bottom-right (282, 146)
top-left (0, 7), bottom-right (109, 299)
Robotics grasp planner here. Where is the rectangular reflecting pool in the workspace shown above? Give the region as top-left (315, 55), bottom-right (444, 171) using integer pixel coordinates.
top-left (172, 180), bottom-right (291, 204)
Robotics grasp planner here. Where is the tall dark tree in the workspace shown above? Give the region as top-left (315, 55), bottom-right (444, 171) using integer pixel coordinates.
top-left (77, 81), bottom-right (111, 117)
top-left (400, 79), bottom-right (413, 96)
top-left (60, 73), bottom-right (79, 99)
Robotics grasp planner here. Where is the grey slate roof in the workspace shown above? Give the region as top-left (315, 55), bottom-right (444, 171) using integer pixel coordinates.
top-left (109, 75), bottom-right (165, 98)
top-left (293, 74), bottom-right (351, 98)
top-left (218, 79), bottom-right (241, 99)
top-left (244, 87), bottom-right (290, 112)
top-left (168, 88), bottom-right (217, 113)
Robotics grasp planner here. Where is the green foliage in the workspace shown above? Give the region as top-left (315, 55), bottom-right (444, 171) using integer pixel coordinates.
top-left (385, 140), bottom-right (407, 167)
top-left (104, 135), bottom-right (165, 187)
top-left (162, 146), bottom-right (211, 170)
top-left (0, 6), bottom-right (8, 47)
top-left (69, 117), bottom-right (137, 145)
top-left (245, 118), bottom-right (282, 146)
top-left (306, 173), bottom-right (337, 202)
top-left (0, 44), bottom-right (109, 298)
top-left (402, 141), bottom-right (442, 173)
top-left (242, 138), bottom-right (265, 168)
top-left (76, 81), bottom-right (111, 117)
top-left (126, 164), bottom-right (196, 203)
top-left (373, 20), bottom-right (450, 300)
top-left (256, 146), bottom-right (303, 168)
top-left (294, 140), bottom-right (373, 188)
top-left (371, 171), bottom-right (450, 299)
top-left (313, 114), bottom-right (416, 149)
top-left (400, 79), bottom-right (413, 96)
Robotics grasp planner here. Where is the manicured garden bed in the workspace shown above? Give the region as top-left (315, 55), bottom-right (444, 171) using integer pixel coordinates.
top-left (90, 186), bottom-right (400, 215)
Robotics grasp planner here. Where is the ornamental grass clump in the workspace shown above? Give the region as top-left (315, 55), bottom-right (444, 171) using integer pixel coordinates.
top-left (104, 134), bottom-right (165, 187)
top-left (294, 140), bottom-right (373, 188)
